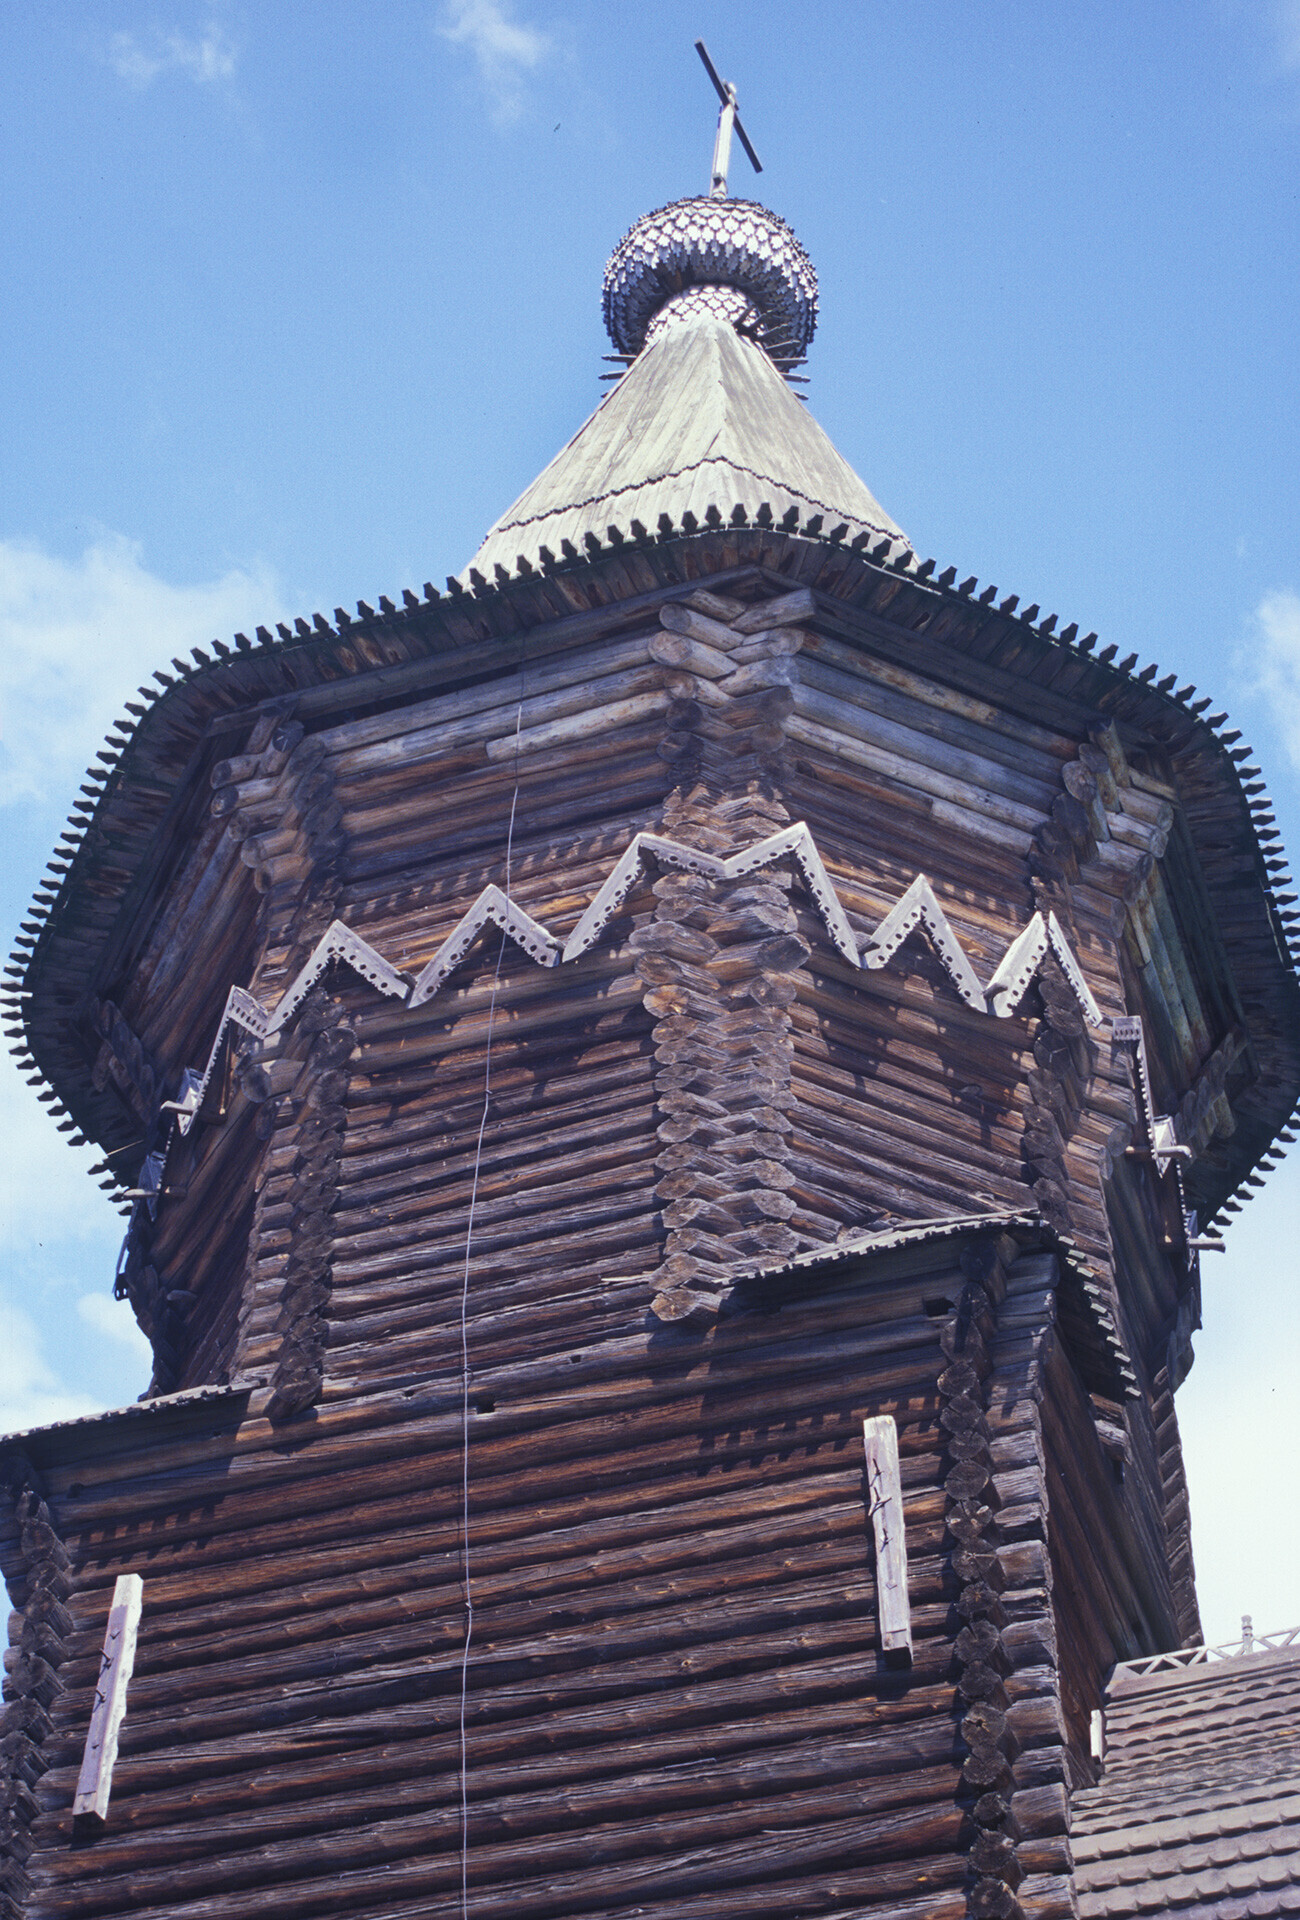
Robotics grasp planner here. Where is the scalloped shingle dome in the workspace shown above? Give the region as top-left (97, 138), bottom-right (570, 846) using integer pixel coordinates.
top-left (602, 196), bottom-right (818, 368)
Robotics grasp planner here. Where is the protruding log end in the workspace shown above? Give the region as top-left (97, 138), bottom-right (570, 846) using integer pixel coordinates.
top-left (650, 1279), bottom-right (725, 1327)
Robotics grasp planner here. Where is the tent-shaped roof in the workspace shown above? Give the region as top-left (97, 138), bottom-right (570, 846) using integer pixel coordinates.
top-left (465, 310), bottom-right (903, 580)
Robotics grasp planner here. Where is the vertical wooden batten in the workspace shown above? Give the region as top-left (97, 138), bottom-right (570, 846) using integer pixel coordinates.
top-left (862, 1413), bottom-right (913, 1667)
top-left (71, 1573), bottom-right (143, 1838)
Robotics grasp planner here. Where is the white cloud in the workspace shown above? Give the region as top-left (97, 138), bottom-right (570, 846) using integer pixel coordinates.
top-left (1250, 588), bottom-right (1300, 770)
top-left (0, 534), bottom-right (284, 809)
top-left (0, 1300), bottom-right (98, 1435)
top-left (0, 1040), bottom-right (146, 1429)
top-left (108, 22), bottom-right (237, 89)
top-left (0, 533), bottom-right (287, 1427)
top-left (0, 1052), bottom-right (125, 1254)
top-left (1178, 1170), bottom-right (1300, 1644)
top-left (1271, 0), bottom-right (1300, 71)
top-left (438, 0), bottom-right (550, 124)
top-left (79, 1290), bottom-right (154, 1367)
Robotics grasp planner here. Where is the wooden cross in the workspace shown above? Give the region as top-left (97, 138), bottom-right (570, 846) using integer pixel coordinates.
top-left (695, 40), bottom-right (762, 197)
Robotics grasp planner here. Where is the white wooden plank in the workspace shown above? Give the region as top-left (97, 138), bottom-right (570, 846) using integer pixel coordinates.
top-left (73, 1573), bottom-right (143, 1834)
top-left (862, 1415), bottom-right (912, 1667)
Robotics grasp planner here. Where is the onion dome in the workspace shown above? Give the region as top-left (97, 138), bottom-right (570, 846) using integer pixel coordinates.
top-left (602, 196), bottom-right (818, 370)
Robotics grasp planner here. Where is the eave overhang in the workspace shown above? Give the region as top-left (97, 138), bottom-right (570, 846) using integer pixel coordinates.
top-left (728, 1208), bottom-right (1139, 1402)
top-left (9, 522), bottom-right (1299, 1230)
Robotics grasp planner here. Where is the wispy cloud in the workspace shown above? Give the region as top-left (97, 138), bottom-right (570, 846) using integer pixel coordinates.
top-left (1251, 588), bottom-right (1300, 768)
top-left (79, 1290), bottom-right (154, 1366)
top-left (0, 533), bottom-right (288, 1432)
top-left (0, 1299), bottom-right (98, 1434)
top-left (0, 534), bottom-right (283, 810)
top-left (0, 1032), bottom-right (156, 1429)
top-left (1272, 0), bottom-right (1300, 70)
top-left (108, 21), bottom-right (238, 90)
top-left (438, 0), bottom-right (550, 124)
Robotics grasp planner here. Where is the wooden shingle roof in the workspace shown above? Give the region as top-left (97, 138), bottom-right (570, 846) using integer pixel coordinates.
top-left (1074, 1638), bottom-right (1300, 1916)
top-left (465, 312), bottom-right (903, 581)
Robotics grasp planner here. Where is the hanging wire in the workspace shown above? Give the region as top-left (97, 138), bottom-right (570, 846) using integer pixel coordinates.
top-left (458, 658), bottom-right (526, 1920)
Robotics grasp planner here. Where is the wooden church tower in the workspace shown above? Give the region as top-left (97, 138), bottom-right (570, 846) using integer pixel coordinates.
top-left (4, 66), bottom-right (1299, 1920)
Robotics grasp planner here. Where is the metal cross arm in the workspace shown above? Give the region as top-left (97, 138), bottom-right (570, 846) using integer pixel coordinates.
top-left (695, 39), bottom-right (762, 197)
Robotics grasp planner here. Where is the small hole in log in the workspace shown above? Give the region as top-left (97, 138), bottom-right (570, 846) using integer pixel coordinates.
top-left (923, 1297), bottom-right (953, 1318)
top-left (475, 1397), bottom-right (496, 1414)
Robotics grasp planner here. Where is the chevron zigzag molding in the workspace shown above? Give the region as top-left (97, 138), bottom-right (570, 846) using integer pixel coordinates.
top-left (168, 823), bottom-right (1104, 1139)
top-left (171, 924), bottom-right (408, 1135)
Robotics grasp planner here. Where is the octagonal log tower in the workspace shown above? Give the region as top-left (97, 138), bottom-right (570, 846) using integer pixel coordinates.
top-left (3, 188), bottom-right (1298, 1920)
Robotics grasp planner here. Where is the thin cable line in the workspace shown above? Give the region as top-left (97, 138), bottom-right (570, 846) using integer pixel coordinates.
top-left (458, 660), bottom-right (525, 1920)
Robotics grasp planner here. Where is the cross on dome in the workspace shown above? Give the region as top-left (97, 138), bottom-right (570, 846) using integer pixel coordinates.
top-left (695, 39), bottom-right (762, 197)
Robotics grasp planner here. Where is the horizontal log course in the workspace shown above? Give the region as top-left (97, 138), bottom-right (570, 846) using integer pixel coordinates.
top-left (340, 1055), bottom-right (656, 1178)
top-left (43, 1667), bottom-right (957, 1818)
top-left (45, 1335), bottom-right (952, 1562)
top-left (316, 632), bottom-right (657, 759)
top-left (29, 1809), bottom-right (970, 1920)
top-left (790, 690), bottom-right (1056, 819)
top-left (38, 1729), bottom-right (965, 1882)
top-left (658, 602), bottom-right (744, 651)
top-left (798, 622), bottom-right (1076, 762)
top-left (354, 974), bottom-right (648, 1080)
top-left (787, 713), bottom-right (1051, 838)
top-left (788, 753), bottom-right (1033, 900)
top-left (1015, 1862), bottom-right (1077, 1914)
top-left (83, 1558), bottom-right (909, 1732)
top-left (55, 1597), bottom-right (966, 1792)
top-left (726, 627), bottom-right (806, 666)
top-left (797, 653), bottom-right (1068, 790)
top-left (100, 1501), bottom-right (936, 1693)
top-left (332, 1106), bottom-right (657, 1221)
top-left (648, 631), bottom-right (734, 678)
top-left (56, 1465), bottom-right (948, 1680)
top-left (325, 663), bottom-right (665, 779)
top-left (485, 691), bottom-right (673, 762)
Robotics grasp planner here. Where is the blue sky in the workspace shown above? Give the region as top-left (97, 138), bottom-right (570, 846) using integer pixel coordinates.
top-left (2, 1), bottom-right (1298, 1646)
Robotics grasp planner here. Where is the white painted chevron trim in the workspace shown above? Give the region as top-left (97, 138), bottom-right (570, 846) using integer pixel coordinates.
top-left (984, 908), bottom-right (1104, 1023)
top-left (410, 885), bottom-right (560, 1007)
top-left (175, 924), bottom-right (410, 1135)
top-left (271, 921), bottom-right (410, 1030)
top-left (168, 825), bottom-right (1105, 1135)
top-left (1045, 911), bottom-right (1104, 1026)
top-left (561, 824), bottom-right (858, 966)
top-left (860, 874), bottom-right (986, 1009)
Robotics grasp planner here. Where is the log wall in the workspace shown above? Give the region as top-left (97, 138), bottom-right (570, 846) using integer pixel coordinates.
top-left (1, 1230), bottom-right (1130, 1920)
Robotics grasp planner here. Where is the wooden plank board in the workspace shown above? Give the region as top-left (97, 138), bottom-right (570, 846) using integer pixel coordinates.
top-left (72, 1572), bottom-right (144, 1835)
top-left (863, 1415), bottom-right (913, 1667)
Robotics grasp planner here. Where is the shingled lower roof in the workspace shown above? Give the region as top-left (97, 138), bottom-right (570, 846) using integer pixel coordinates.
top-left (465, 312), bottom-right (903, 580)
top-left (1073, 1640), bottom-right (1300, 1916)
